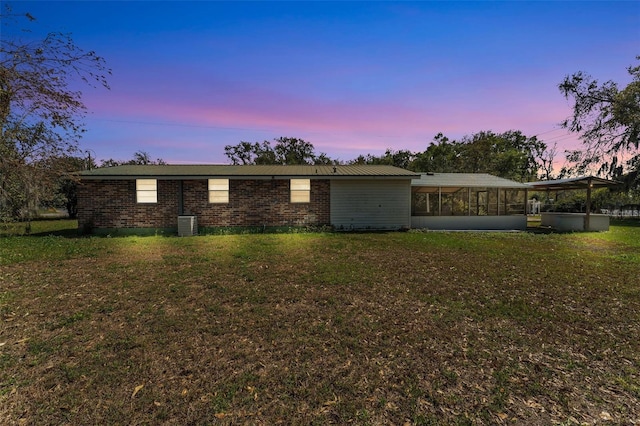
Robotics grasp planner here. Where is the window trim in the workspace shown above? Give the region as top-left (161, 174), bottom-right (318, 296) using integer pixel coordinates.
top-left (290, 178), bottom-right (311, 203)
top-left (136, 179), bottom-right (157, 204)
top-left (208, 178), bottom-right (229, 204)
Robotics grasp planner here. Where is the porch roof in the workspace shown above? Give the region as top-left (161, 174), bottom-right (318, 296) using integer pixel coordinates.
top-left (412, 173), bottom-right (530, 189)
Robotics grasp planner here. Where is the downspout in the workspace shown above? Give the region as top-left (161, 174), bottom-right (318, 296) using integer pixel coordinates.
top-left (585, 177), bottom-right (592, 231)
top-left (178, 181), bottom-right (184, 215)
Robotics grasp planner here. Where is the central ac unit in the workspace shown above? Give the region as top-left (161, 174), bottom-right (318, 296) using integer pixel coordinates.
top-left (177, 215), bottom-right (197, 236)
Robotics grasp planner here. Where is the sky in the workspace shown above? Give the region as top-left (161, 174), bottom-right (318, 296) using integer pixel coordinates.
top-left (4, 1), bottom-right (640, 167)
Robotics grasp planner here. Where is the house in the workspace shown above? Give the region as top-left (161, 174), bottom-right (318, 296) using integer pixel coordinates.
top-left (77, 164), bottom-right (420, 234)
top-left (410, 173), bottom-right (530, 230)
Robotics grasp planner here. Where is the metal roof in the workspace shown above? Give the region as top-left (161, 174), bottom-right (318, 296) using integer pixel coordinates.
top-left (412, 173), bottom-right (530, 189)
top-left (79, 164), bottom-right (420, 179)
top-left (528, 176), bottom-right (621, 191)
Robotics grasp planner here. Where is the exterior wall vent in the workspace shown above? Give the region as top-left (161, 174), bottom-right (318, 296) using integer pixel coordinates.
top-left (178, 215), bottom-right (197, 236)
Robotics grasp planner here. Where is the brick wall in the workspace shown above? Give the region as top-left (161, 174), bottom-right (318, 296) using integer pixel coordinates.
top-left (183, 179), bottom-right (330, 227)
top-left (77, 180), bottom-right (180, 230)
top-left (77, 178), bottom-right (331, 231)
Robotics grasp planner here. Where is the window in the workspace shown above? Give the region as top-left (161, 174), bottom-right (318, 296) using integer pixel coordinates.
top-left (208, 179), bottom-right (229, 203)
top-left (136, 179), bottom-right (157, 203)
top-left (290, 179), bottom-right (310, 203)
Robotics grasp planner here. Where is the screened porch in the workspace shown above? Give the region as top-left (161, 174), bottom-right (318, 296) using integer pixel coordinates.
top-left (410, 173), bottom-right (529, 230)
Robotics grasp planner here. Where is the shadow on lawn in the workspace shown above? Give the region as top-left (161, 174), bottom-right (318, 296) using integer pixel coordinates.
top-left (526, 217), bottom-right (640, 234)
top-left (4, 217), bottom-right (639, 238)
top-left (26, 229), bottom-right (83, 238)
top-left (0, 218), bottom-right (81, 238)
top-left (611, 218), bottom-right (640, 227)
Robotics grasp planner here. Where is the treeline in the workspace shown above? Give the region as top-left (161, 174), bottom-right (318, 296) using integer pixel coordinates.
top-left (224, 131), bottom-right (553, 183)
top-left (99, 151), bottom-right (167, 168)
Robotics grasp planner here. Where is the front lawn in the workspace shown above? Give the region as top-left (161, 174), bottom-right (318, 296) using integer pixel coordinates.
top-left (1, 222), bottom-right (638, 424)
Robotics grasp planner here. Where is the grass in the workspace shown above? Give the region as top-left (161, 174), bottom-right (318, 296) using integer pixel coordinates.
top-left (0, 218), bottom-right (78, 237)
top-left (0, 220), bottom-right (639, 424)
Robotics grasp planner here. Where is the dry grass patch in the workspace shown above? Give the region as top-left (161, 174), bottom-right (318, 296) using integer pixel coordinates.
top-left (1, 224), bottom-right (639, 425)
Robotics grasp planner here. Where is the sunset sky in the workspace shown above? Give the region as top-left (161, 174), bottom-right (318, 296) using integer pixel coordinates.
top-left (5, 1), bottom-right (640, 167)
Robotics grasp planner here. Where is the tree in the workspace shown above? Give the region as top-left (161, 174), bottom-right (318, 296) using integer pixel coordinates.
top-left (0, 6), bottom-right (110, 222)
top-left (412, 133), bottom-right (459, 173)
top-left (348, 149), bottom-right (414, 169)
top-left (559, 57), bottom-right (640, 179)
top-left (223, 141), bottom-right (273, 165)
top-left (100, 151), bottom-right (167, 167)
top-left (53, 156), bottom-right (90, 219)
top-left (313, 152), bottom-right (338, 165)
top-left (272, 137), bottom-right (317, 165)
top-left (538, 142), bottom-right (558, 181)
top-left (412, 131), bottom-right (548, 181)
top-left (224, 137), bottom-right (336, 165)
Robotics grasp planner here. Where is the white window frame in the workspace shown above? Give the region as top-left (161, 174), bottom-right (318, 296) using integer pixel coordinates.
top-left (136, 179), bottom-right (157, 204)
top-left (290, 179), bottom-right (311, 203)
top-left (208, 178), bottom-right (229, 203)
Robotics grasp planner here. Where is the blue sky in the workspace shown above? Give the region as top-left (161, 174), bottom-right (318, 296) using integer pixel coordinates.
top-left (5, 1), bottom-right (640, 167)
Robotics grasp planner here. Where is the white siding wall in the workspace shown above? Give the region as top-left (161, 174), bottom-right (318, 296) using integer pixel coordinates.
top-left (330, 179), bottom-right (411, 230)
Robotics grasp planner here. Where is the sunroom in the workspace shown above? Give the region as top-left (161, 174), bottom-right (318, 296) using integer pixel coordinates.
top-left (411, 173), bottom-right (530, 230)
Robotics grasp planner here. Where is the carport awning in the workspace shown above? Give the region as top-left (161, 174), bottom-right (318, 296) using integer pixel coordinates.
top-left (527, 176), bottom-right (621, 232)
top-left (527, 176), bottom-right (620, 191)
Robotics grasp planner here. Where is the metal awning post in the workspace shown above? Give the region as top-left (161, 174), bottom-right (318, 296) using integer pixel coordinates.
top-left (585, 177), bottom-right (592, 231)
top-left (503, 189), bottom-right (508, 215)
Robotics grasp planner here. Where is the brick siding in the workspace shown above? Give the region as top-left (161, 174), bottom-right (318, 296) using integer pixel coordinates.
top-left (77, 180), bottom-right (180, 230)
top-left (77, 179), bottom-right (330, 231)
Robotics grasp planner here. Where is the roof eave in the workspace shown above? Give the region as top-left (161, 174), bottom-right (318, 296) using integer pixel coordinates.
top-left (80, 174), bottom-right (419, 180)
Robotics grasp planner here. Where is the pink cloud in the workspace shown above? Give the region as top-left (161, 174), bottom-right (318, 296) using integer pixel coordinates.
top-left (82, 64), bottom-right (586, 169)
